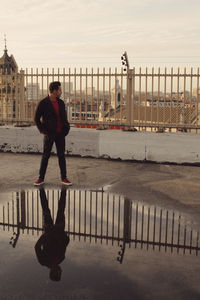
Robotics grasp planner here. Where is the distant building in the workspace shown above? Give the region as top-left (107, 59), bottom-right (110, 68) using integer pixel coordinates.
top-left (40, 89), bottom-right (48, 99)
top-left (193, 88), bottom-right (200, 98)
top-left (26, 83), bottom-right (40, 101)
top-left (61, 82), bottom-right (73, 107)
top-left (84, 87), bottom-right (95, 96)
top-left (111, 78), bottom-right (121, 108)
top-left (0, 43), bottom-right (24, 121)
top-left (98, 78), bottom-right (122, 122)
top-left (61, 82), bottom-right (73, 101)
top-left (61, 82), bottom-right (73, 93)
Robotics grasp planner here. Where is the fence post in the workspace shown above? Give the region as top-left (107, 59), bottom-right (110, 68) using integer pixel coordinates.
top-left (197, 101), bottom-right (200, 126)
top-left (19, 69), bottom-right (25, 122)
top-left (126, 68), bottom-right (134, 127)
top-left (123, 197), bottom-right (132, 242)
top-left (197, 69), bottom-right (200, 127)
top-left (20, 191), bottom-right (26, 228)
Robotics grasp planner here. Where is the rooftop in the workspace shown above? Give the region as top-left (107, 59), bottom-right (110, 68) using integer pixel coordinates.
top-left (1, 153), bottom-right (200, 299)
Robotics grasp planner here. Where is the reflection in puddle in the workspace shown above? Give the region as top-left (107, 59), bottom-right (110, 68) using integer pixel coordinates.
top-left (35, 188), bottom-right (69, 281)
top-left (0, 188), bottom-right (200, 267)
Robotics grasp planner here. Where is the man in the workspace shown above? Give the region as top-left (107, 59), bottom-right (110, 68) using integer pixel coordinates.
top-left (34, 81), bottom-right (72, 186)
top-left (35, 187), bottom-right (70, 281)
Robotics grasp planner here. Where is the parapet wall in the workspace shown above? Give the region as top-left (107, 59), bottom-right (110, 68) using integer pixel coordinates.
top-left (0, 126), bottom-right (200, 164)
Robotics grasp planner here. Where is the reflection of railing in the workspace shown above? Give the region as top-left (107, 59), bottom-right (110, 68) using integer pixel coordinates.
top-left (0, 189), bottom-right (200, 260)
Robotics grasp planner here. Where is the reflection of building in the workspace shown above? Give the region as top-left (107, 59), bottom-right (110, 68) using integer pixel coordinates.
top-left (0, 43), bottom-right (24, 121)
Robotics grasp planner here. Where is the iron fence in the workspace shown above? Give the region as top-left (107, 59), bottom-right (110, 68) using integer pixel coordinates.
top-left (0, 66), bottom-right (200, 132)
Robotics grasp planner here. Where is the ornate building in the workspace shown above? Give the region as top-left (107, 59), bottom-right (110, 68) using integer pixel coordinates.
top-left (0, 40), bottom-right (24, 122)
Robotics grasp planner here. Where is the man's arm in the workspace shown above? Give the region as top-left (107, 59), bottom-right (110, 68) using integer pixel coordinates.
top-left (34, 102), bottom-right (45, 133)
top-left (34, 234), bottom-right (48, 266)
top-left (61, 101), bottom-right (70, 136)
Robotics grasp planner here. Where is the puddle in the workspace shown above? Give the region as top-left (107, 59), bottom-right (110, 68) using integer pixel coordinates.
top-left (0, 188), bottom-right (200, 300)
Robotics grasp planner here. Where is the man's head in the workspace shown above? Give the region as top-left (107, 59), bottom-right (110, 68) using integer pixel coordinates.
top-left (49, 81), bottom-right (62, 98)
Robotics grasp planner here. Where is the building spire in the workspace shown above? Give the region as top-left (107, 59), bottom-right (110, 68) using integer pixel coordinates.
top-left (4, 34), bottom-right (7, 52)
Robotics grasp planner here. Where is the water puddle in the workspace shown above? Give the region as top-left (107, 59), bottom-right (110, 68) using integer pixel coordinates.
top-left (0, 188), bottom-right (200, 300)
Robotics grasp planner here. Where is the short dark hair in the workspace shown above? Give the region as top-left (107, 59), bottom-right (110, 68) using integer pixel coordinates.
top-left (49, 81), bottom-right (61, 93)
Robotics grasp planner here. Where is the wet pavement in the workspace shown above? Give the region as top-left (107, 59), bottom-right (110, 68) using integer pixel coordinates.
top-left (0, 187), bottom-right (200, 300)
top-left (1, 153), bottom-right (200, 299)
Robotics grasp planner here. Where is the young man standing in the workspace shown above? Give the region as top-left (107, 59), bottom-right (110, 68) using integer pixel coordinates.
top-left (34, 81), bottom-right (72, 186)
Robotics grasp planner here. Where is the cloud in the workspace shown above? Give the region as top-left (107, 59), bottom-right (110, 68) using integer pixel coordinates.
top-left (0, 0), bottom-right (199, 68)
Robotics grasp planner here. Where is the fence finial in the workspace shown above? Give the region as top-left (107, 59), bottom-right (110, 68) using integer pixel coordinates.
top-left (121, 51), bottom-right (129, 72)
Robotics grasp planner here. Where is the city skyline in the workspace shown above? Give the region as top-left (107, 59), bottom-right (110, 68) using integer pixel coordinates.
top-left (0, 0), bottom-right (200, 69)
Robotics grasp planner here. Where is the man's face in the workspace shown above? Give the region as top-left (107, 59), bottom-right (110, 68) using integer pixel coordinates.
top-left (53, 86), bottom-right (62, 98)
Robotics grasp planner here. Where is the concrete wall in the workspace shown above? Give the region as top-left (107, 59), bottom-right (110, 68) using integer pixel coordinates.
top-left (0, 125), bottom-right (200, 164)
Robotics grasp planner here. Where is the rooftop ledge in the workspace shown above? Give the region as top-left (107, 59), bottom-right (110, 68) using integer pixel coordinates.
top-left (0, 125), bottom-right (200, 164)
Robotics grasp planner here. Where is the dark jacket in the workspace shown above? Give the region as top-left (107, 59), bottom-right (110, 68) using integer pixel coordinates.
top-left (34, 96), bottom-right (70, 138)
top-left (35, 230), bottom-right (70, 267)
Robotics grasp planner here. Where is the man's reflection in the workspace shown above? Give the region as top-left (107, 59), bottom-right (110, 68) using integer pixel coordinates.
top-left (35, 188), bottom-right (69, 281)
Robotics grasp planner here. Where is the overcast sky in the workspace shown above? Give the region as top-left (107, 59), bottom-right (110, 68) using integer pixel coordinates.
top-left (0, 0), bottom-right (200, 69)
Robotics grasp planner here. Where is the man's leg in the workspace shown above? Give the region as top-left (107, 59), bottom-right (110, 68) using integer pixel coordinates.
top-left (55, 188), bottom-right (66, 230)
top-left (39, 135), bottom-right (54, 180)
top-left (55, 134), bottom-right (66, 180)
top-left (39, 188), bottom-right (54, 232)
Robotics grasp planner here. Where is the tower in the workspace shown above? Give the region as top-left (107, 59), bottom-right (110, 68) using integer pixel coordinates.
top-left (0, 37), bottom-right (23, 122)
top-left (111, 78), bottom-right (121, 109)
top-left (0, 35), bottom-right (18, 74)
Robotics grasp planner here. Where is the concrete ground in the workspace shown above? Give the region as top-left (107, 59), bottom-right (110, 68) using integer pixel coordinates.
top-left (1, 152), bottom-right (200, 300)
top-left (1, 152), bottom-right (200, 224)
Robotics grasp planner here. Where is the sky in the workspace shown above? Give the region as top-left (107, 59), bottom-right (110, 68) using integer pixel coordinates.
top-left (0, 0), bottom-right (200, 69)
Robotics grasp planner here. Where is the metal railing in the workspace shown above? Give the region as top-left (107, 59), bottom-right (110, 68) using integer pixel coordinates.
top-left (0, 66), bottom-right (200, 132)
top-left (1, 189), bottom-right (199, 263)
